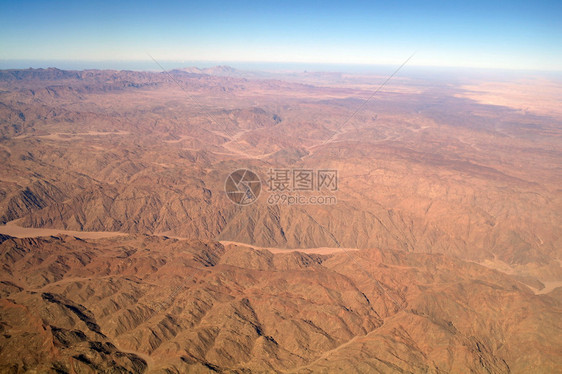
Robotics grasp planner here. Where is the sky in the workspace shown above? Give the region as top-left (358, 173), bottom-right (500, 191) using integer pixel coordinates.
top-left (0, 0), bottom-right (561, 71)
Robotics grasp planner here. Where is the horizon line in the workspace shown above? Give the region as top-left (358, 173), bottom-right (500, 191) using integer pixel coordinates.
top-left (1, 59), bottom-right (561, 74)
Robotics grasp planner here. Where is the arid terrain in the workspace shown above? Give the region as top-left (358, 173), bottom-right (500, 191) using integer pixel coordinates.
top-left (0, 66), bottom-right (561, 373)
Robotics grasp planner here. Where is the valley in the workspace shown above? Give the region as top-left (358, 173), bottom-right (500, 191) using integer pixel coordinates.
top-left (0, 66), bottom-right (560, 372)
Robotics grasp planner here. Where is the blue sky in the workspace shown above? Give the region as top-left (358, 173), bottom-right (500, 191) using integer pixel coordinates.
top-left (0, 0), bottom-right (560, 70)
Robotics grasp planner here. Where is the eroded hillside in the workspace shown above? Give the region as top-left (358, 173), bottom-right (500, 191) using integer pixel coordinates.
top-left (0, 234), bottom-right (560, 373)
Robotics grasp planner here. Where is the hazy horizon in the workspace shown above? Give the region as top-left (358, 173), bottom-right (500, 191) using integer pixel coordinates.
top-left (1, 0), bottom-right (560, 71)
top-left (2, 59), bottom-right (562, 79)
